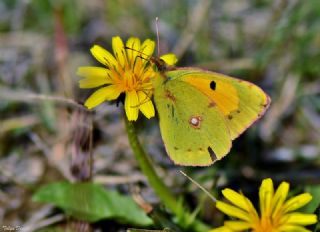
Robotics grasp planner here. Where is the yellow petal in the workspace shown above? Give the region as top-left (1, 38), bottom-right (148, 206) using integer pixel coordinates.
top-left (281, 213), bottom-right (317, 225)
top-left (125, 90), bottom-right (139, 121)
top-left (139, 67), bottom-right (156, 82)
top-left (79, 79), bottom-right (108, 89)
top-left (271, 181), bottom-right (289, 219)
top-left (90, 45), bottom-right (117, 67)
top-left (84, 85), bottom-right (121, 109)
top-left (209, 226), bottom-right (233, 232)
top-left (278, 225), bottom-right (312, 232)
top-left (77, 67), bottom-right (112, 88)
top-left (222, 189), bottom-right (256, 213)
top-left (224, 221), bottom-right (252, 230)
top-left (141, 82), bottom-right (153, 91)
top-left (137, 91), bottom-right (155, 119)
top-left (282, 193), bottom-right (313, 213)
top-left (140, 39), bottom-right (155, 58)
top-left (77, 66), bottom-right (111, 79)
top-left (112, 36), bottom-right (126, 68)
top-left (259, 178), bottom-right (274, 217)
top-left (160, 53), bottom-right (178, 65)
top-left (126, 37), bottom-right (141, 64)
top-left (216, 201), bottom-right (251, 222)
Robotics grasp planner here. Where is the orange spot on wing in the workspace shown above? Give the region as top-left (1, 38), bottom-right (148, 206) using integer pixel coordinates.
top-left (183, 77), bottom-right (239, 116)
top-left (208, 101), bottom-right (216, 108)
top-left (165, 90), bottom-right (176, 102)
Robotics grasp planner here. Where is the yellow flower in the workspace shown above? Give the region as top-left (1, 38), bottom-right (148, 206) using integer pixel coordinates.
top-left (210, 178), bottom-right (318, 232)
top-left (77, 36), bottom-right (177, 121)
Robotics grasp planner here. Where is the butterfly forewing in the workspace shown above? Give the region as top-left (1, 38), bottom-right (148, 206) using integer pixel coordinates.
top-left (171, 68), bottom-right (270, 140)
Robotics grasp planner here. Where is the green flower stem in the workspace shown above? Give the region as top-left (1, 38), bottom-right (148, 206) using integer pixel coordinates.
top-left (125, 117), bottom-right (177, 211)
top-left (124, 117), bottom-right (210, 232)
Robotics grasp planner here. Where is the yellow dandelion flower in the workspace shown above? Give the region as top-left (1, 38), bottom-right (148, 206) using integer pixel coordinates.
top-left (77, 36), bottom-right (177, 121)
top-left (210, 178), bottom-right (318, 232)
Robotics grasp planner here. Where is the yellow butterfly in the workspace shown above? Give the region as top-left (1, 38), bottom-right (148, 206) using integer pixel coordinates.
top-left (152, 60), bottom-right (270, 166)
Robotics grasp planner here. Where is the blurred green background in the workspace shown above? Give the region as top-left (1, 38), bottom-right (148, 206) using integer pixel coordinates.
top-left (0, 0), bottom-right (319, 231)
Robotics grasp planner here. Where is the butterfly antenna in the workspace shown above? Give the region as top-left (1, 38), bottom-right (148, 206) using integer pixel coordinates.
top-left (124, 46), bottom-right (150, 59)
top-left (140, 89), bottom-right (153, 104)
top-left (180, 170), bottom-right (217, 202)
top-left (155, 17), bottom-right (160, 57)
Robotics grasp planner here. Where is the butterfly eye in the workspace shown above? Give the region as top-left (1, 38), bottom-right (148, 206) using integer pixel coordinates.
top-left (210, 81), bottom-right (216, 90)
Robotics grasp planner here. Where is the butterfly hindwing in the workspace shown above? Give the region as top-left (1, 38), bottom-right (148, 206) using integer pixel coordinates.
top-left (153, 74), bottom-right (231, 166)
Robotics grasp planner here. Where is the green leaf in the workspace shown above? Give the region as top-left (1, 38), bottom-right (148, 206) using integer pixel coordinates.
top-left (32, 182), bottom-right (153, 226)
top-left (303, 185), bottom-right (320, 213)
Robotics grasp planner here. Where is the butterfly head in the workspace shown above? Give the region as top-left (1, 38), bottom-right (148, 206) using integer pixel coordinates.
top-left (150, 57), bottom-right (170, 73)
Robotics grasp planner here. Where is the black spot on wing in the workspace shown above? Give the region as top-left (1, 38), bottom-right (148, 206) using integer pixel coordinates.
top-left (210, 81), bottom-right (216, 90)
top-left (208, 146), bottom-right (217, 161)
top-left (171, 105), bottom-right (175, 118)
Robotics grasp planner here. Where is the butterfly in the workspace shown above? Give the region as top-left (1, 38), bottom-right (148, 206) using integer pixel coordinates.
top-left (151, 60), bottom-right (270, 166)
